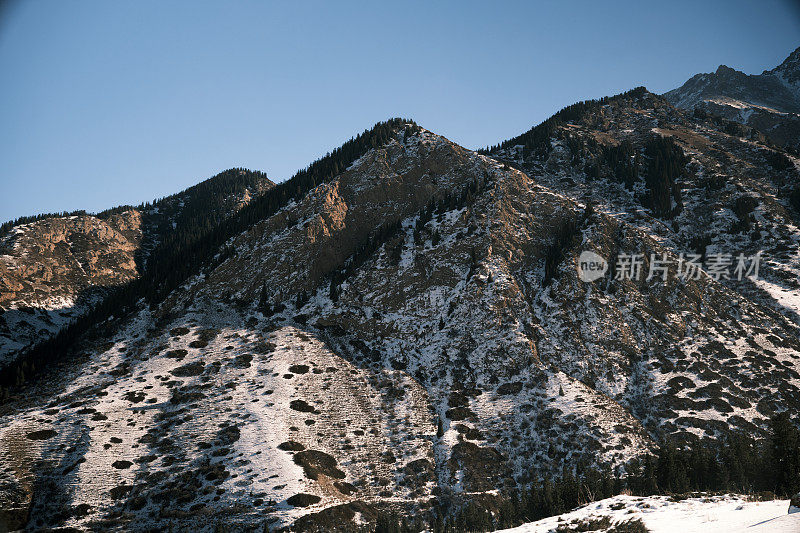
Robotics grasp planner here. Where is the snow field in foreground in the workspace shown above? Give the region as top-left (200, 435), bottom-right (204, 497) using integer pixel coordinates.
top-left (495, 494), bottom-right (798, 533)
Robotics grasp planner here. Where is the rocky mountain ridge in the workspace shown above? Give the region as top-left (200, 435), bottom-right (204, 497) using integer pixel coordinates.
top-left (665, 46), bottom-right (800, 149)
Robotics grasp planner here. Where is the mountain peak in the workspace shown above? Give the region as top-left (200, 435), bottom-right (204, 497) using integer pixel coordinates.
top-left (769, 45), bottom-right (800, 90)
top-left (665, 46), bottom-right (800, 132)
top-left (715, 64), bottom-right (738, 75)
top-left (774, 45), bottom-right (800, 71)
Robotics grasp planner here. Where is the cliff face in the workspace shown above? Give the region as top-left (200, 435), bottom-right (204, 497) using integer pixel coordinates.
top-left (0, 210), bottom-right (143, 309)
top-left (0, 211), bottom-right (144, 368)
top-left (1, 99), bottom-right (798, 530)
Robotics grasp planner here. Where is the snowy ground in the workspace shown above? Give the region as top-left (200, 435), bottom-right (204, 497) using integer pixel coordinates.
top-left (495, 494), bottom-right (798, 533)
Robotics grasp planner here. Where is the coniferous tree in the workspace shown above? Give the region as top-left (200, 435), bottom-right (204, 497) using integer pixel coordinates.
top-left (769, 411), bottom-right (800, 494)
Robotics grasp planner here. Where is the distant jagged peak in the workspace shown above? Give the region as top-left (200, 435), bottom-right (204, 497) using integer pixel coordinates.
top-left (664, 46), bottom-right (800, 117)
top-left (686, 46), bottom-right (800, 80)
top-left (769, 45), bottom-right (800, 73)
top-left (769, 45), bottom-right (800, 90)
top-left (714, 63), bottom-right (741, 75)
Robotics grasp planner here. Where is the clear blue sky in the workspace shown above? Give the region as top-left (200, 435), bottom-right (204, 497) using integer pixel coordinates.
top-left (1, 1), bottom-right (799, 221)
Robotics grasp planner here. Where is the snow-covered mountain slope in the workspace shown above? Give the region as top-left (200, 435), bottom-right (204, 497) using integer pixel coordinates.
top-left (772, 46), bottom-right (800, 96)
top-left (0, 307), bottom-right (436, 531)
top-left (493, 90), bottom-right (800, 324)
top-left (0, 169), bottom-right (273, 369)
top-left (1, 105), bottom-right (799, 530)
top-left (495, 494), bottom-right (798, 533)
top-left (664, 47), bottom-right (800, 149)
top-left (490, 90), bottom-right (800, 441)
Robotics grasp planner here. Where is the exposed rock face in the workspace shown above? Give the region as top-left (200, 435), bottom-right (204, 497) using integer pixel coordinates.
top-left (0, 94), bottom-right (798, 530)
top-left (199, 130), bottom-right (486, 299)
top-left (0, 210), bottom-right (143, 309)
top-left (665, 47), bottom-right (800, 149)
top-left (0, 169), bottom-right (273, 368)
top-left (0, 211), bottom-right (144, 368)
top-left (770, 47), bottom-right (800, 95)
top-left (790, 492), bottom-right (800, 514)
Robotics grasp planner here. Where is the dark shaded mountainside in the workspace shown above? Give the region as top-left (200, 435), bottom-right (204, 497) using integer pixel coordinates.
top-left (665, 46), bottom-right (800, 150)
top-left (0, 88), bottom-right (798, 532)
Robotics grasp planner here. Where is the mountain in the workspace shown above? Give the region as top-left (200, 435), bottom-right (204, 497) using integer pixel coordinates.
top-left (0, 169), bottom-right (273, 369)
top-left (665, 47), bottom-right (800, 149)
top-left (0, 92), bottom-right (798, 531)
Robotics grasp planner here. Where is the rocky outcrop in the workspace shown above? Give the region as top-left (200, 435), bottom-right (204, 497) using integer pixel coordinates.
top-left (0, 211), bottom-right (144, 368)
top-left (0, 210), bottom-right (143, 309)
top-left (198, 130), bottom-right (485, 300)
